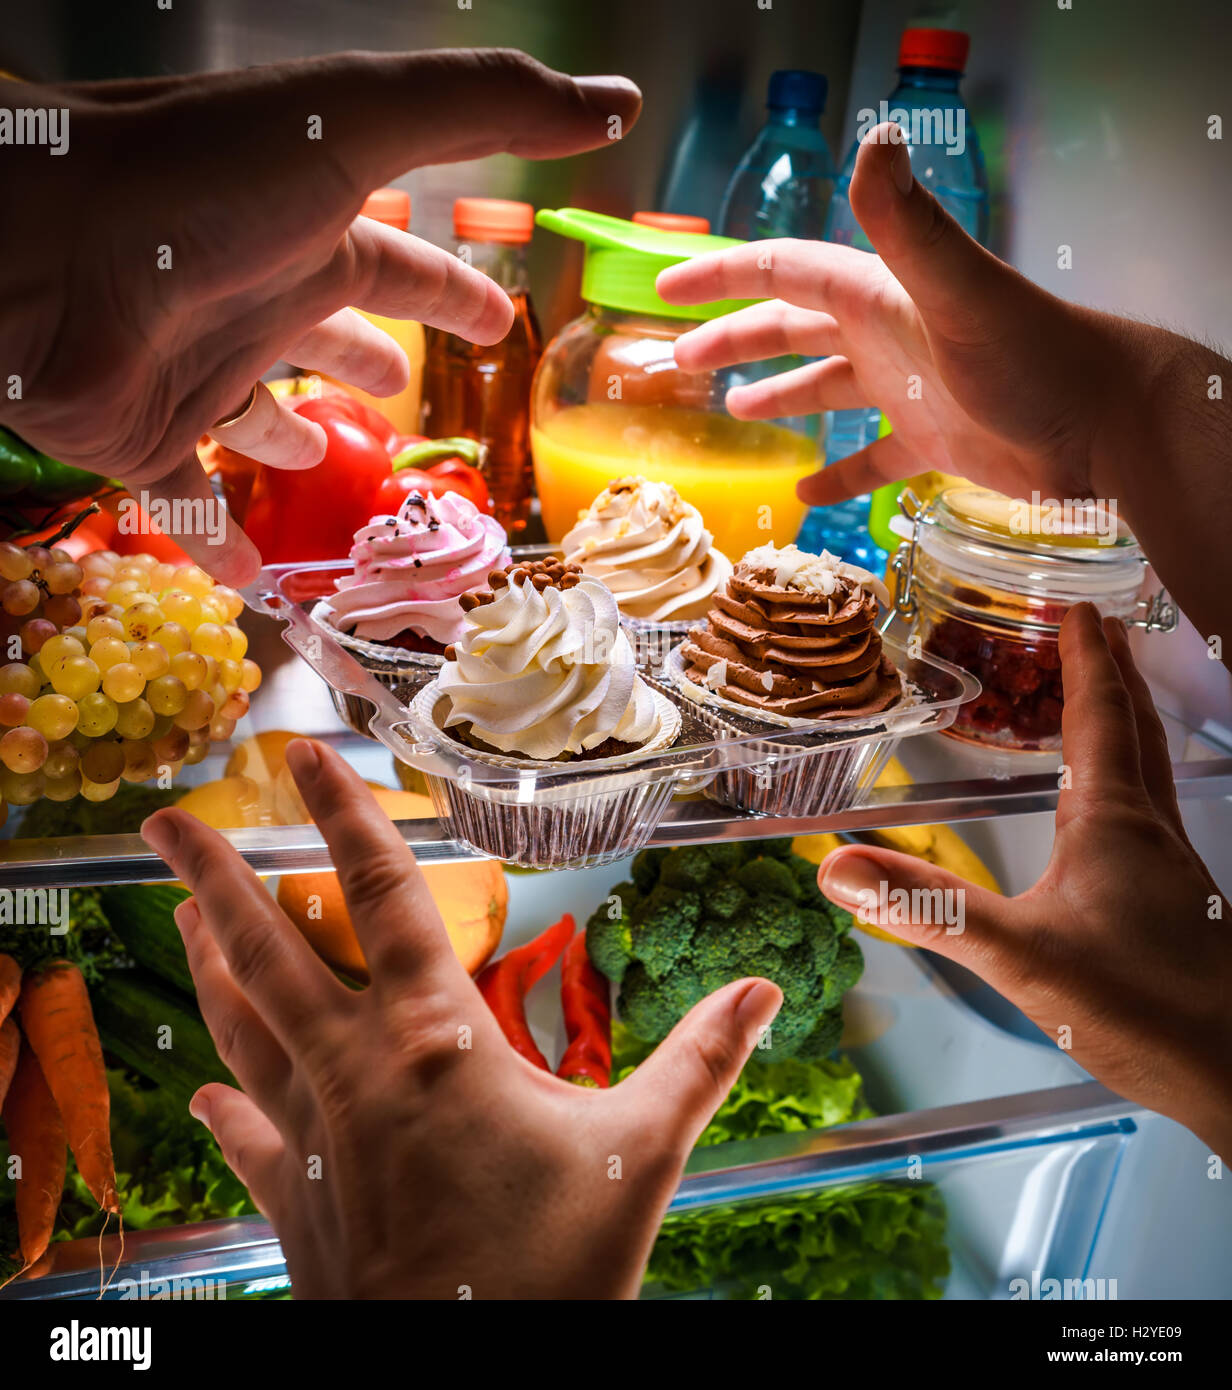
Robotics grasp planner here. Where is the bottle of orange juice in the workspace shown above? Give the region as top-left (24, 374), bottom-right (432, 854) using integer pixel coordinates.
top-left (332, 188), bottom-right (425, 434)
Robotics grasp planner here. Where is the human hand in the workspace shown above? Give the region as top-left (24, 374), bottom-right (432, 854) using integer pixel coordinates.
top-left (139, 740), bottom-right (781, 1299)
top-left (816, 604), bottom-right (1232, 1159)
top-left (0, 51), bottom-right (640, 585)
top-left (659, 123), bottom-right (1158, 514)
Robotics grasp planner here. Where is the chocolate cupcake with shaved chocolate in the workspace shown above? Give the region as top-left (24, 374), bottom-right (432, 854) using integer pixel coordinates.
top-left (679, 542), bottom-right (902, 719)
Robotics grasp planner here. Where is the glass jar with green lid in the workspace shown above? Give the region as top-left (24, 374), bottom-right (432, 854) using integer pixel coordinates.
top-left (531, 209), bottom-right (818, 560)
top-left (890, 485), bottom-right (1176, 753)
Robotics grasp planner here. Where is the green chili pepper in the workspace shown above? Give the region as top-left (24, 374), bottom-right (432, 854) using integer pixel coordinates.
top-left (0, 427), bottom-right (103, 505)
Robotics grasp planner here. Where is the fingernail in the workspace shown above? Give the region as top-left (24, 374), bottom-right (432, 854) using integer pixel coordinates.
top-left (890, 142), bottom-right (914, 196)
top-left (188, 1094), bottom-right (210, 1125)
top-left (173, 897), bottom-right (200, 941)
top-left (286, 737), bottom-right (322, 783)
top-left (574, 74), bottom-right (642, 108)
top-left (735, 979), bottom-right (782, 1030)
top-left (141, 811), bottom-right (181, 863)
top-left (819, 851), bottom-right (886, 909)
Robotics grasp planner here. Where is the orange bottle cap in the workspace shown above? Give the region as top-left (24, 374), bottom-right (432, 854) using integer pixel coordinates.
top-left (361, 187), bottom-right (411, 230)
top-left (453, 197), bottom-right (535, 244)
top-left (632, 211), bottom-right (711, 234)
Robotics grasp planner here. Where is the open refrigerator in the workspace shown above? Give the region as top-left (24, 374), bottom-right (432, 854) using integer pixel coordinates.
top-left (1, 0), bottom-right (1231, 1301)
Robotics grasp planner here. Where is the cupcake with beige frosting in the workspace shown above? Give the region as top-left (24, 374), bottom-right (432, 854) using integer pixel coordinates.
top-left (561, 477), bottom-right (732, 624)
top-left (431, 559), bottom-right (663, 761)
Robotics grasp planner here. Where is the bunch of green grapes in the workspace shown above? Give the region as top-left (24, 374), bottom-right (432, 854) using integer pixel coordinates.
top-left (0, 543), bottom-right (262, 819)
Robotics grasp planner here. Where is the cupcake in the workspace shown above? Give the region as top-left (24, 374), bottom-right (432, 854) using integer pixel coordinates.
top-left (679, 543), bottom-right (901, 718)
top-left (672, 543), bottom-right (904, 817)
top-left (329, 489), bottom-right (510, 652)
top-left (561, 477), bottom-right (731, 665)
top-left (312, 489), bottom-right (509, 731)
top-left (409, 559), bottom-right (682, 867)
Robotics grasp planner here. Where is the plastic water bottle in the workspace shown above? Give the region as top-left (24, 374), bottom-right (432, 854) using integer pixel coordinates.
top-left (718, 70), bottom-right (835, 240)
top-left (802, 28), bottom-right (989, 568)
top-left (717, 72), bottom-right (834, 483)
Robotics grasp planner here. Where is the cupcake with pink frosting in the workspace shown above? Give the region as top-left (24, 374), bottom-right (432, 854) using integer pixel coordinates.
top-left (314, 489), bottom-right (510, 688)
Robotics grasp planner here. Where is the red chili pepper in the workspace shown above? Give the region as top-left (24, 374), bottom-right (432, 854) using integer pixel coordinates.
top-left (556, 931), bottom-right (612, 1088)
top-left (475, 913), bottom-right (575, 1070)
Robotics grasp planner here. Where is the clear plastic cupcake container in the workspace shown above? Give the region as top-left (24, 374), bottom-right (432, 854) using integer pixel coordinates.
top-left (407, 683), bottom-right (683, 869)
top-left (245, 560), bottom-right (981, 866)
top-left (664, 643), bottom-right (967, 819)
top-left (620, 617), bottom-right (693, 674)
top-left (309, 600), bottom-right (443, 736)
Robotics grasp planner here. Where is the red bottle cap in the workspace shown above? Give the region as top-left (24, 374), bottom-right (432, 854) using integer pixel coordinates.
top-left (361, 187), bottom-right (411, 230)
top-left (898, 27), bottom-right (970, 72)
top-left (631, 211), bottom-right (711, 234)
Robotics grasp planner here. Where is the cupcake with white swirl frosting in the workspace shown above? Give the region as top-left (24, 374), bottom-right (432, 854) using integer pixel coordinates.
top-left (407, 559), bottom-right (682, 868)
top-left (562, 477), bottom-right (732, 626)
top-left (435, 559), bottom-right (661, 761)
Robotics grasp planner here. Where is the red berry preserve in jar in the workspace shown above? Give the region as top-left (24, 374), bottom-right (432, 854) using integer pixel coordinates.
top-left (890, 487), bottom-right (1175, 753)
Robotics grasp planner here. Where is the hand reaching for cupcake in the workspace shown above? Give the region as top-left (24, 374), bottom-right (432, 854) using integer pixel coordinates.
top-left (0, 53), bottom-right (641, 585)
top-left (658, 122), bottom-right (1232, 666)
top-left (139, 739), bottom-right (783, 1298)
top-left (817, 604), bottom-right (1232, 1161)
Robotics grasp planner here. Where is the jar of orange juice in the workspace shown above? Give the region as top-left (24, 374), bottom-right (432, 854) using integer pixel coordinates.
top-left (531, 209), bottom-right (818, 559)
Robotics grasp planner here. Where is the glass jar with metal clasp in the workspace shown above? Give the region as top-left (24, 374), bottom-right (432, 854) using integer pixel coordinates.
top-left (887, 485), bottom-right (1177, 753)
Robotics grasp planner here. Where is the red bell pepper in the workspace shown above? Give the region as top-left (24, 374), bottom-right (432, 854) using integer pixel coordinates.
top-left (242, 397), bottom-right (395, 564)
top-left (373, 437), bottom-right (491, 515)
top-left (475, 913), bottom-right (575, 1070)
top-left (556, 931), bottom-right (612, 1088)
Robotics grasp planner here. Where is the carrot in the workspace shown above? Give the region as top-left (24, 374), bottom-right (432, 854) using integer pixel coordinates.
top-left (18, 961), bottom-right (118, 1213)
top-left (0, 953), bottom-right (20, 1025)
top-left (1, 1039), bottom-right (67, 1269)
top-left (0, 1016), bottom-right (19, 1109)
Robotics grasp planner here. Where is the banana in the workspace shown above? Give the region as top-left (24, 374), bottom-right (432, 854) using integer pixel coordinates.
top-left (868, 757), bottom-right (1002, 891)
top-left (792, 758), bottom-right (1003, 948)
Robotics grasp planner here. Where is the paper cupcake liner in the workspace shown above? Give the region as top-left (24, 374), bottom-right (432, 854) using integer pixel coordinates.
top-left (311, 601), bottom-right (444, 736)
top-left (408, 682), bottom-right (682, 868)
top-left (665, 647), bottom-right (902, 817)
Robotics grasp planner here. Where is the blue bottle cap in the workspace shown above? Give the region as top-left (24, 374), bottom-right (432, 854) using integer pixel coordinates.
top-left (767, 69), bottom-right (827, 113)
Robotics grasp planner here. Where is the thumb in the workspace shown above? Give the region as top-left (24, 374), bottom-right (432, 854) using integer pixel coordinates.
top-left (614, 979), bottom-right (782, 1147)
top-left (818, 846), bottom-right (1020, 983)
top-left (848, 123), bottom-right (1028, 347)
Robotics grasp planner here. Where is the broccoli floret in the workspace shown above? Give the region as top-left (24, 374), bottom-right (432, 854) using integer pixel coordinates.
top-left (585, 890), bottom-right (636, 985)
top-left (794, 1007), bottom-right (845, 1061)
top-left (707, 879), bottom-right (749, 921)
top-left (734, 855), bottom-right (800, 904)
top-left (588, 843), bottom-right (865, 1059)
top-left (660, 845), bottom-right (725, 891)
top-left (631, 848), bottom-right (667, 894)
top-left (618, 963), bottom-right (686, 1044)
top-left (821, 936), bottom-right (865, 1009)
top-left (789, 852), bottom-right (826, 905)
top-left (631, 882), bottom-right (701, 981)
top-left (759, 838), bottom-right (795, 860)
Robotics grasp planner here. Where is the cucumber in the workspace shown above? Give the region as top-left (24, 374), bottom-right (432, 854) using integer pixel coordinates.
top-left (98, 884), bottom-right (194, 994)
top-left (91, 969), bottom-right (234, 1103)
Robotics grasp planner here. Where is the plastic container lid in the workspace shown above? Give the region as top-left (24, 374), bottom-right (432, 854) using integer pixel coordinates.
top-left (912, 486), bottom-right (1145, 606)
top-left (768, 69), bottom-right (827, 112)
top-left (535, 208), bottom-right (756, 321)
top-left (632, 211), bottom-right (711, 234)
top-left (453, 197), bottom-right (534, 244)
top-left (361, 188), bottom-right (410, 230)
top-left (898, 27), bottom-right (971, 72)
